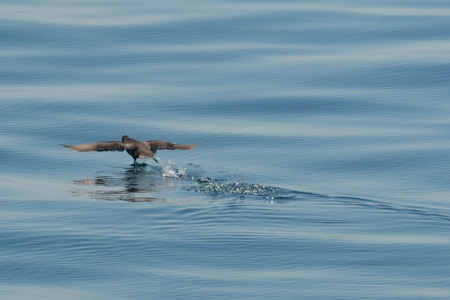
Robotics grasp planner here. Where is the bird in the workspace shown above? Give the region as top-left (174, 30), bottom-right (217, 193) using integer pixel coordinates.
top-left (62, 135), bottom-right (198, 164)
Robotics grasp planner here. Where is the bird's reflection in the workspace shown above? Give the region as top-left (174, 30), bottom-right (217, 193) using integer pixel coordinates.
top-left (71, 163), bottom-right (293, 204)
top-left (72, 164), bottom-right (180, 202)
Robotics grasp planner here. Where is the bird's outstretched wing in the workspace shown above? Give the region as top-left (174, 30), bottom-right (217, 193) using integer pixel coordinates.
top-left (62, 141), bottom-right (125, 152)
top-left (145, 140), bottom-right (198, 151)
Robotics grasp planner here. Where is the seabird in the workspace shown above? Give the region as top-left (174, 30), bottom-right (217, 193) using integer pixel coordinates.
top-left (62, 135), bottom-right (198, 164)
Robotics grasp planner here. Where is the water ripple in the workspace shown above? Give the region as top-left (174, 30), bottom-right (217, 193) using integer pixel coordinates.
top-left (190, 177), bottom-right (280, 199)
top-left (66, 164), bottom-right (450, 226)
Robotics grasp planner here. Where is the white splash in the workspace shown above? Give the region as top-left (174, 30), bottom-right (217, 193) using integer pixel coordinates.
top-left (162, 163), bottom-right (187, 178)
top-left (177, 167), bottom-right (186, 177)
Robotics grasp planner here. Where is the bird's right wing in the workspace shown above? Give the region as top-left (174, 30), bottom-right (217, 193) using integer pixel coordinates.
top-left (145, 140), bottom-right (198, 151)
top-left (62, 141), bottom-right (125, 152)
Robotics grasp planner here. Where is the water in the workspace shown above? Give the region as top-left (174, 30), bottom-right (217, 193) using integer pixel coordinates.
top-left (1, 1), bottom-right (450, 299)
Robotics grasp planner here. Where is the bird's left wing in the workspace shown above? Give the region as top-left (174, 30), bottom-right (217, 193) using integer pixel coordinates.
top-left (62, 141), bottom-right (125, 152)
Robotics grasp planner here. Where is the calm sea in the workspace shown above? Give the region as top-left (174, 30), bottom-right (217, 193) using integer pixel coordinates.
top-left (1, 1), bottom-right (450, 299)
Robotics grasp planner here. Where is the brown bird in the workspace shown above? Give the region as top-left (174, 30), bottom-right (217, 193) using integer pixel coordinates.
top-left (62, 135), bottom-right (198, 164)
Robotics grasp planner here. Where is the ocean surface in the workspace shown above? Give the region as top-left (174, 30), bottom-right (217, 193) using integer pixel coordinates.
top-left (1, 1), bottom-right (450, 299)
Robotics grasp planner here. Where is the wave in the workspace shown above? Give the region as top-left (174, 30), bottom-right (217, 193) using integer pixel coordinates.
top-left (68, 163), bottom-right (450, 224)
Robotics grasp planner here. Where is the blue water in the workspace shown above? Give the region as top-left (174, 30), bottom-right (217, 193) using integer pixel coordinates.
top-left (1, 1), bottom-right (450, 299)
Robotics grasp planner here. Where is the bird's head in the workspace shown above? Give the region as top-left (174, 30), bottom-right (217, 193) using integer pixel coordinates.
top-left (122, 135), bottom-right (130, 142)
